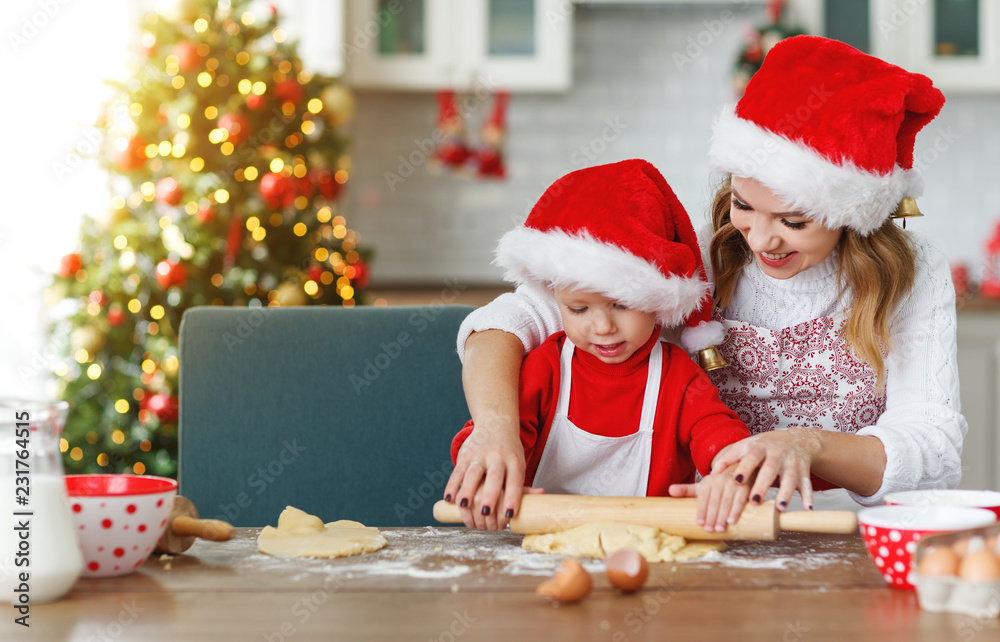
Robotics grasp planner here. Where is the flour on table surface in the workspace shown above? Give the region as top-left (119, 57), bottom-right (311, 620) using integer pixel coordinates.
top-left (190, 526), bottom-right (859, 579)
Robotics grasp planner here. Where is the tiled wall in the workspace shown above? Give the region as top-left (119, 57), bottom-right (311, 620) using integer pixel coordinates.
top-left (343, 3), bottom-right (1000, 288)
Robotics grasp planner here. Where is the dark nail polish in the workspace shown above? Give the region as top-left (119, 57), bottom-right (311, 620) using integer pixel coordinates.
top-left (481, 506), bottom-right (491, 516)
top-left (460, 498), bottom-right (469, 508)
top-left (752, 494), bottom-right (761, 504)
top-left (735, 474), bottom-right (744, 483)
top-left (779, 500), bottom-right (787, 509)
top-left (807, 504), bottom-right (814, 511)
top-left (505, 509), bottom-right (514, 519)
top-left (445, 494), bottom-right (452, 502)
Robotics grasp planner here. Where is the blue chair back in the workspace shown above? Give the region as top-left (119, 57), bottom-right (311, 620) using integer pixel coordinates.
top-left (178, 305), bottom-right (473, 527)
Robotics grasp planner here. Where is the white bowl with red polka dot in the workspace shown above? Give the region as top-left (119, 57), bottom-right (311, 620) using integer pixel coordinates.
top-left (858, 505), bottom-right (996, 590)
top-left (65, 474), bottom-right (178, 578)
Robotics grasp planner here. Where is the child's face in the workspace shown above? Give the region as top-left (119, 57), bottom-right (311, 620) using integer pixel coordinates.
top-left (729, 176), bottom-right (844, 280)
top-left (553, 287), bottom-right (658, 364)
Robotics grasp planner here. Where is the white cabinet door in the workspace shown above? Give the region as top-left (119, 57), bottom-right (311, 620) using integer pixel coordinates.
top-left (273, 0), bottom-right (346, 77)
top-left (796, 0), bottom-right (1000, 93)
top-left (344, 0), bottom-right (572, 91)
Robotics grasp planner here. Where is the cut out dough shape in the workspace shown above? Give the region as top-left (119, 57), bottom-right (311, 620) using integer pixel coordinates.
top-left (522, 520), bottom-right (725, 562)
top-left (257, 506), bottom-right (387, 558)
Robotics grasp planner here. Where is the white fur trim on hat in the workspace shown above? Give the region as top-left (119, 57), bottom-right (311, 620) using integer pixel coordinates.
top-left (709, 105), bottom-right (923, 236)
top-left (494, 227), bottom-right (710, 328)
top-left (681, 319), bottom-right (725, 353)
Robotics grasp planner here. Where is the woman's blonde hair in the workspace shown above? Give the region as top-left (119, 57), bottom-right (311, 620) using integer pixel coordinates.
top-left (709, 176), bottom-right (916, 389)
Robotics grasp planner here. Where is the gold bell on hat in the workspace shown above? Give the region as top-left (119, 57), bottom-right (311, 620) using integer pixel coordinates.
top-left (891, 197), bottom-right (923, 226)
top-left (697, 345), bottom-right (730, 371)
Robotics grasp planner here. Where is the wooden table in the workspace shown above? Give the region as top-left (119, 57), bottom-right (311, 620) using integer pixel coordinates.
top-left (12, 527), bottom-right (999, 641)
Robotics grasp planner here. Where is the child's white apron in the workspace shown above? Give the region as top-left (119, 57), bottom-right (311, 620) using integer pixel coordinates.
top-left (710, 313), bottom-right (886, 511)
top-left (532, 338), bottom-right (661, 497)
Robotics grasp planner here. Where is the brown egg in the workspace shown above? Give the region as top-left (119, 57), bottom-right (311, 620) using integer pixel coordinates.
top-left (917, 546), bottom-right (960, 576)
top-left (606, 548), bottom-right (649, 593)
top-left (958, 550), bottom-right (1000, 582)
top-left (536, 558), bottom-right (592, 604)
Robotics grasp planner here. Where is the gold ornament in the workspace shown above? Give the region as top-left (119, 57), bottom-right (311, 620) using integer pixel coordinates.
top-left (697, 345), bottom-right (730, 372)
top-left (319, 85), bottom-right (356, 127)
top-left (273, 281), bottom-right (307, 306)
top-left (71, 325), bottom-right (107, 356)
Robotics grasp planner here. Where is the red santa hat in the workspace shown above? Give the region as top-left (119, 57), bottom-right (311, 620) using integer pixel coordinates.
top-left (710, 35), bottom-right (945, 236)
top-left (494, 159), bottom-right (723, 354)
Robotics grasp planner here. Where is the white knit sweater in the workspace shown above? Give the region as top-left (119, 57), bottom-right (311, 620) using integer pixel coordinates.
top-left (457, 232), bottom-right (967, 505)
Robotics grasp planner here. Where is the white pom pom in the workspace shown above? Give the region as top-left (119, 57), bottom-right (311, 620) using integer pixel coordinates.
top-left (681, 320), bottom-right (725, 353)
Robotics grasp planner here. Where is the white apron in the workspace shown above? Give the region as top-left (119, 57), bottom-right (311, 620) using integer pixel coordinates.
top-left (532, 338), bottom-right (661, 497)
top-left (709, 312), bottom-right (886, 511)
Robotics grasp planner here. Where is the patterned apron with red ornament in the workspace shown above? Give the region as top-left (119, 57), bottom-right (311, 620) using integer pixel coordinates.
top-left (708, 311), bottom-right (886, 510)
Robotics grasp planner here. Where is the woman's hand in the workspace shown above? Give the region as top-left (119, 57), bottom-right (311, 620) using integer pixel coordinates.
top-left (444, 419), bottom-right (527, 530)
top-left (669, 467), bottom-right (751, 533)
top-left (709, 428), bottom-right (822, 511)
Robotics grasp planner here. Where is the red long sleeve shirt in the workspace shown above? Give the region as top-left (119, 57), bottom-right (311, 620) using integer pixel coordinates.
top-left (451, 331), bottom-right (751, 496)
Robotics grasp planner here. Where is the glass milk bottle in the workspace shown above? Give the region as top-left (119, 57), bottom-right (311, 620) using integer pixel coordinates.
top-left (0, 399), bottom-right (84, 604)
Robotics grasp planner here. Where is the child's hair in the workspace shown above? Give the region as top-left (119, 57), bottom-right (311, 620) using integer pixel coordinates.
top-left (708, 176), bottom-right (916, 389)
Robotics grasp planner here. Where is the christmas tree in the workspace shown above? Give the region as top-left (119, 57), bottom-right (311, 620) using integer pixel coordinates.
top-left (49, 0), bottom-right (368, 477)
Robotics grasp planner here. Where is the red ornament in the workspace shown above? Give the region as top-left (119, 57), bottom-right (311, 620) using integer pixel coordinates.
top-left (107, 306), bottom-right (126, 327)
top-left (310, 169), bottom-right (343, 201)
top-left (89, 290), bottom-right (109, 307)
top-left (155, 259), bottom-right (188, 289)
top-left (306, 264), bottom-right (323, 282)
top-left (259, 171), bottom-right (296, 209)
top-left (475, 92), bottom-right (508, 179)
top-left (433, 90), bottom-right (471, 169)
top-left (113, 136), bottom-right (147, 171)
top-left (155, 177), bottom-right (184, 206)
top-left (275, 78), bottom-right (304, 105)
top-left (295, 174), bottom-right (315, 199)
top-left (246, 93), bottom-right (267, 111)
top-left (348, 259), bottom-right (370, 290)
top-left (196, 204), bottom-right (216, 224)
top-left (218, 112), bottom-right (251, 145)
top-left (145, 392), bottom-right (179, 424)
top-left (224, 212), bottom-right (244, 269)
top-left (173, 41), bottom-right (202, 72)
top-left (59, 253), bottom-right (83, 278)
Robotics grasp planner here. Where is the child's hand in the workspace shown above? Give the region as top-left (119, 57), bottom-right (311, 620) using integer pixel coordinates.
top-left (670, 468), bottom-right (750, 533)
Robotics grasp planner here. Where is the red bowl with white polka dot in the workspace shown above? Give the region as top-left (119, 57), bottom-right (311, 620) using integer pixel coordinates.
top-left (858, 505), bottom-right (996, 590)
top-left (65, 474), bottom-right (178, 578)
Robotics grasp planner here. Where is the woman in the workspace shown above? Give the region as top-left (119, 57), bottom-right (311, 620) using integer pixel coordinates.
top-left (443, 35), bottom-right (966, 531)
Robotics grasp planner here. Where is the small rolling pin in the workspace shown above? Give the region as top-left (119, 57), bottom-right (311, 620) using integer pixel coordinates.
top-left (432, 494), bottom-right (858, 541)
top-left (155, 496), bottom-right (236, 554)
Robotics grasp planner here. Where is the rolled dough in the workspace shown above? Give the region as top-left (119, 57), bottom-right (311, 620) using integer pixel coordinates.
top-left (257, 506), bottom-right (387, 558)
top-left (522, 520), bottom-right (725, 562)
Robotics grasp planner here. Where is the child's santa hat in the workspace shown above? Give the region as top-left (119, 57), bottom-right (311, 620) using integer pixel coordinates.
top-left (710, 35), bottom-right (945, 236)
top-left (494, 159), bottom-right (724, 359)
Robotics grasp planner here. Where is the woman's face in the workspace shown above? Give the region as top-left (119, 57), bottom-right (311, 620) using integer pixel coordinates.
top-left (729, 176), bottom-right (844, 280)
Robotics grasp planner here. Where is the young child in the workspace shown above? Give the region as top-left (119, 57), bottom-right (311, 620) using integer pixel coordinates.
top-left (449, 159), bottom-right (751, 530)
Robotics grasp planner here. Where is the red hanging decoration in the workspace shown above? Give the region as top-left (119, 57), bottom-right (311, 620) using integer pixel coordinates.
top-left (433, 90), bottom-right (470, 170)
top-left (224, 212), bottom-right (244, 270)
top-left (476, 91), bottom-right (509, 179)
top-left (981, 221), bottom-right (1000, 298)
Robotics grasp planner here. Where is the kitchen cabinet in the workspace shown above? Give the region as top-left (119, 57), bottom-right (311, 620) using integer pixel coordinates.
top-left (955, 306), bottom-right (1000, 491)
top-left (272, 0), bottom-right (346, 77)
top-left (343, 0), bottom-right (572, 91)
top-left (795, 0), bottom-right (1000, 92)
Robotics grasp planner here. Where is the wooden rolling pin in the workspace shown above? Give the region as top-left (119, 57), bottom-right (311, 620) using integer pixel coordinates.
top-left (155, 496), bottom-right (236, 554)
top-left (432, 495), bottom-right (857, 541)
